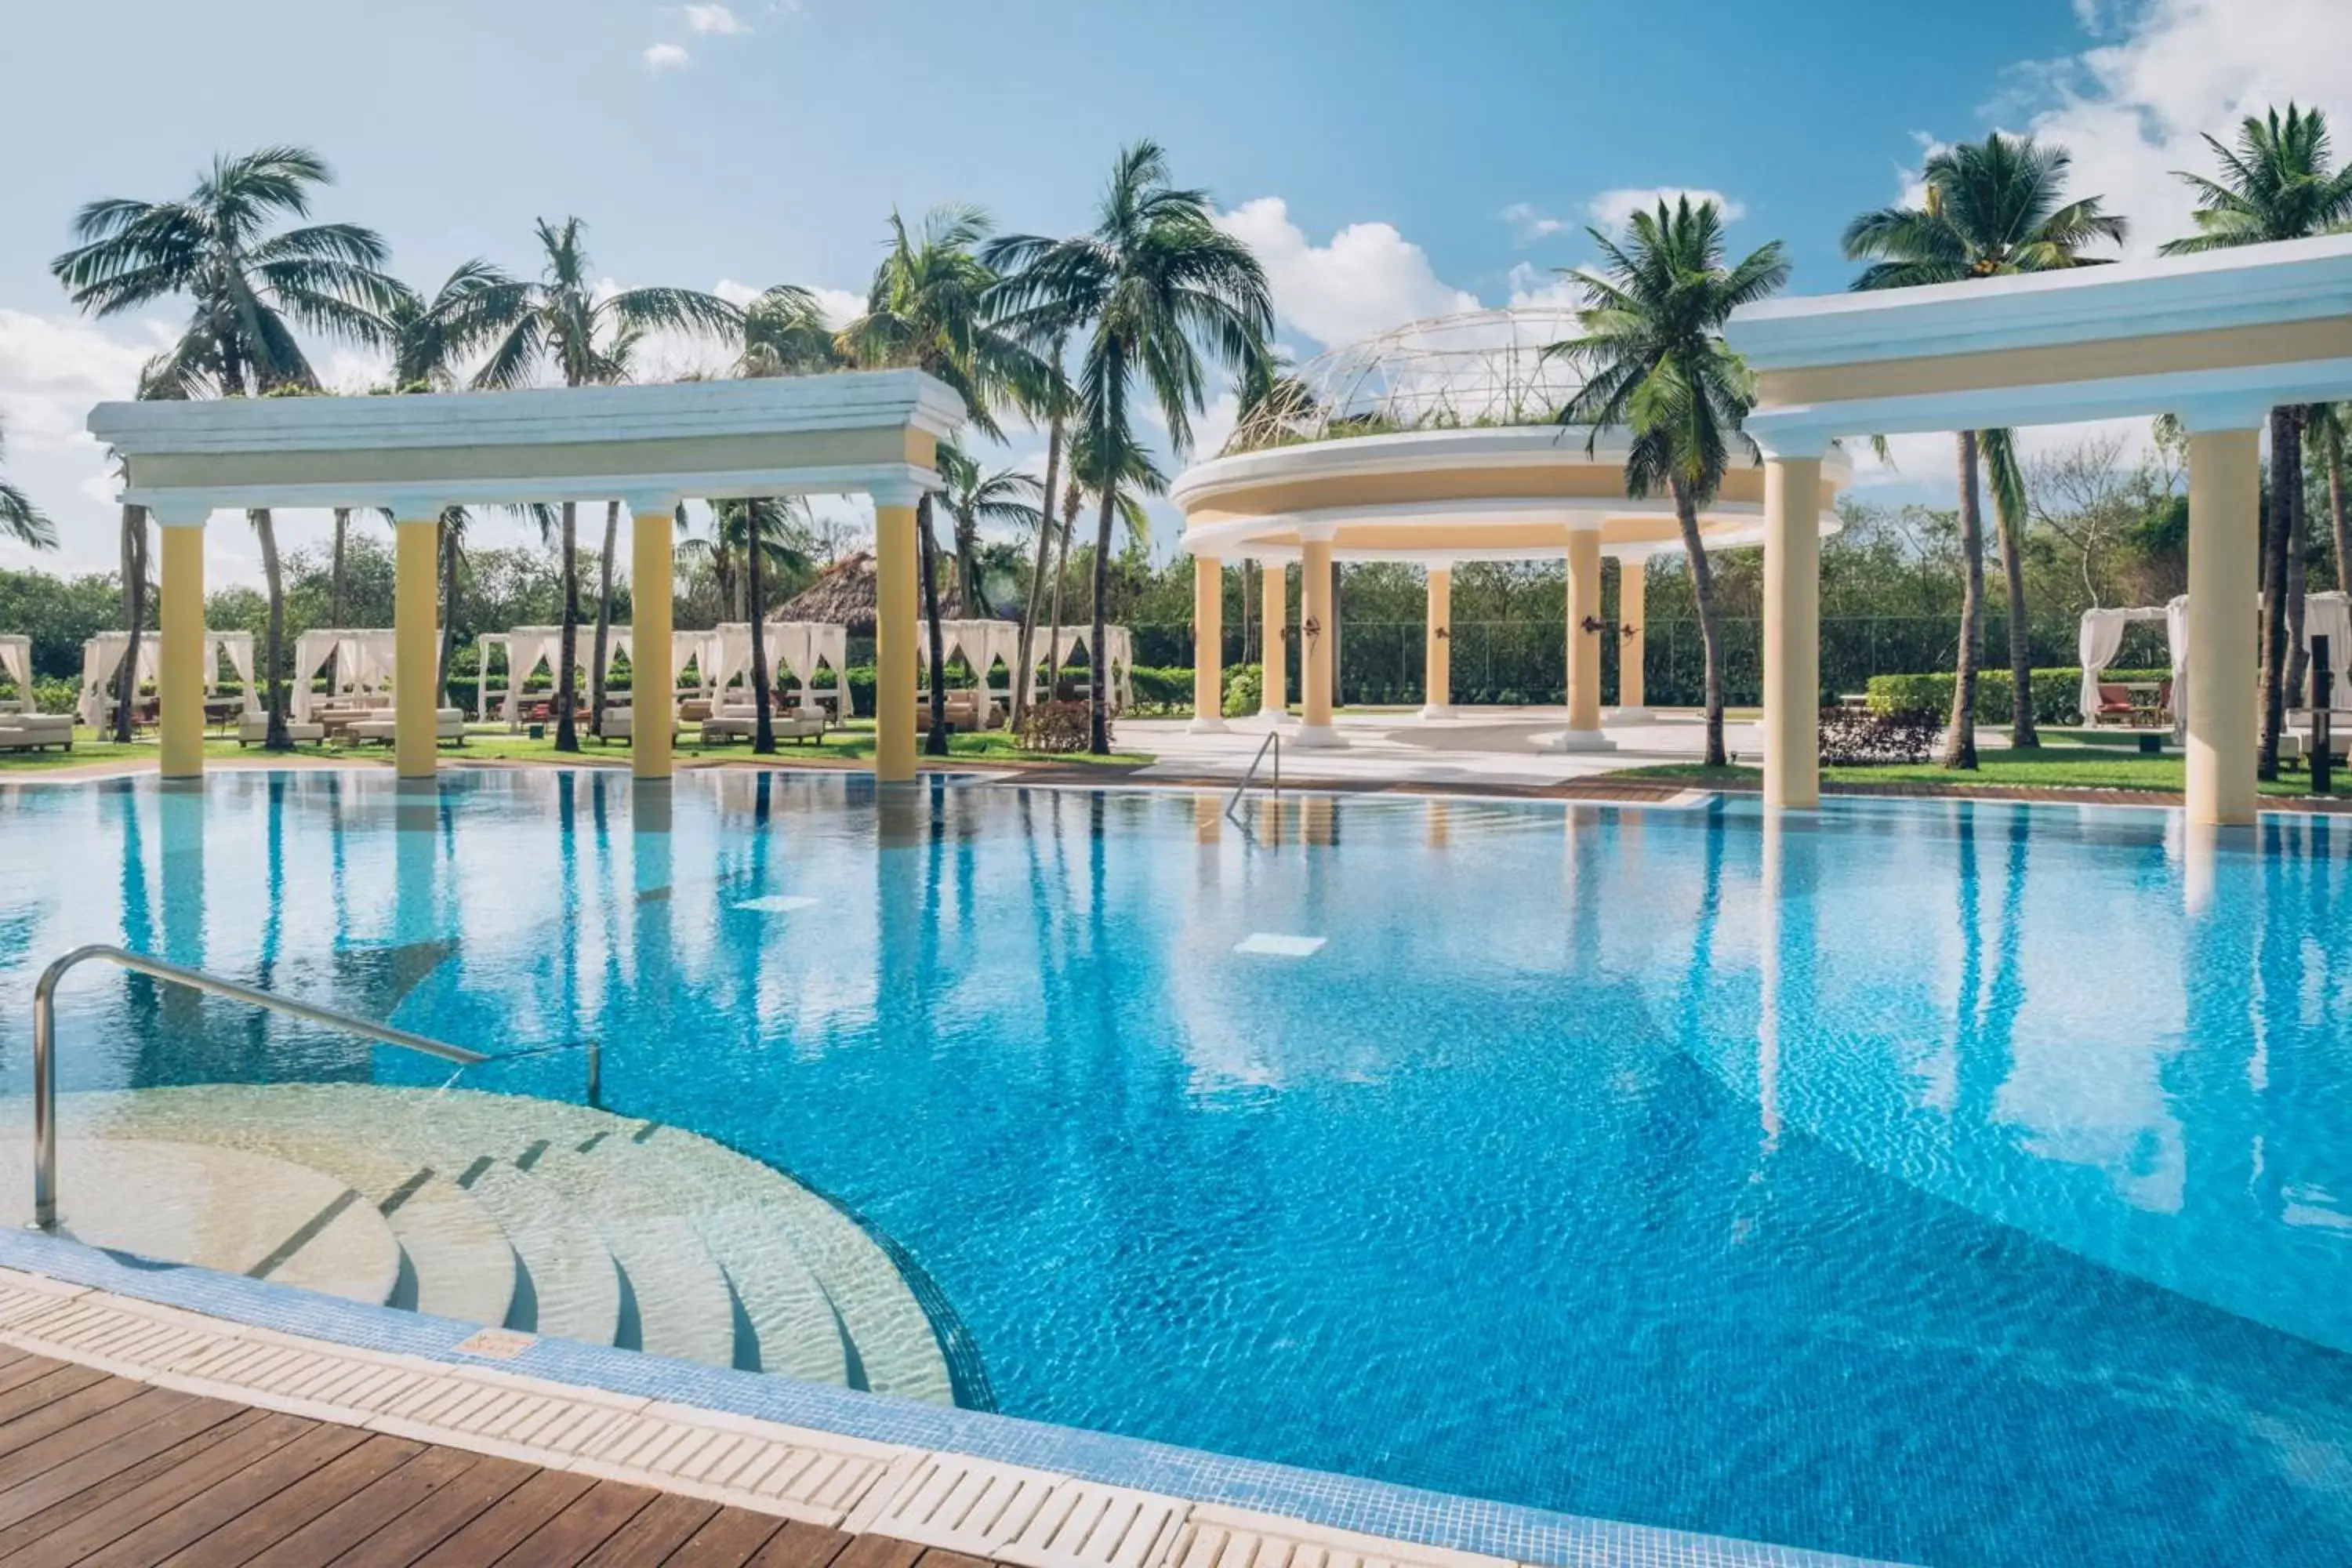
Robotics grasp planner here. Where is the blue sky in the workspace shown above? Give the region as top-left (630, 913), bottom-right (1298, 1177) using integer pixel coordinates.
top-left (2, 0), bottom-right (2346, 582)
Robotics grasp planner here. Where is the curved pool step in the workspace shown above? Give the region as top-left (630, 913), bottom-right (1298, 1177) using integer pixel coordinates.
top-left (12, 1085), bottom-right (961, 1406)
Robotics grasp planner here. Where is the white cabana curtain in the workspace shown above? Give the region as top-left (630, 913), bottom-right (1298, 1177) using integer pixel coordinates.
top-left (2305, 591), bottom-right (2352, 695)
top-left (914, 619), bottom-right (1024, 695)
top-left (289, 629), bottom-right (397, 722)
top-left (2076, 606), bottom-right (2171, 717)
top-left (0, 634), bottom-right (31, 711)
top-left (77, 630), bottom-right (258, 725)
top-left (1053, 626), bottom-right (1134, 712)
top-left (699, 622), bottom-right (851, 715)
top-left (495, 625), bottom-right (597, 722)
top-left (474, 632), bottom-right (509, 720)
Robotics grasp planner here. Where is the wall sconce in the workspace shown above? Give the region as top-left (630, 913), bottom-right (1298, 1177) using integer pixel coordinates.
top-left (1432, 626), bottom-right (1450, 641)
top-left (1302, 615), bottom-right (1323, 641)
top-left (1620, 622), bottom-right (1639, 641)
top-left (1579, 615), bottom-right (1616, 636)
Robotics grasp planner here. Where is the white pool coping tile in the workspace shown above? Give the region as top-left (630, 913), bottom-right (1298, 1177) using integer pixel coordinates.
top-left (738, 894), bottom-right (821, 913)
top-left (1235, 934), bottom-right (1327, 958)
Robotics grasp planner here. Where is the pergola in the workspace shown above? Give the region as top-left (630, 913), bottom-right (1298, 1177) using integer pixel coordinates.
top-left (88, 372), bottom-right (964, 783)
top-left (1171, 307), bottom-right (1846, 750)
top-left (1727, 231), bottom-right (2352, 826)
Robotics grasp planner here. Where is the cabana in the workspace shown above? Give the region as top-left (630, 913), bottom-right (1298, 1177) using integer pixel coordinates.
top-left (698, 622), bottom-right (852, 717)
top-left (0, 635), bottom-right (30, 712)
top-left (1051, 626), bottom-right (1134, 713)
top-left (77, 630), bottom-right (256, 728)
top-left (289, 629), bottom-right (397, 723)
top-left (2079, 592), bottom-right (2352, 733)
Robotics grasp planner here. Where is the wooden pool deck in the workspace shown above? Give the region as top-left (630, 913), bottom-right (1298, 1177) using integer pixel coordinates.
top-left (0, 1345), bottom-right (985, 1567)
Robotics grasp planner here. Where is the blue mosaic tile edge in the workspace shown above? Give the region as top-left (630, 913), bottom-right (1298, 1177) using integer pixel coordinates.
top-left (0, 1229), bottom-right (1906, 1568)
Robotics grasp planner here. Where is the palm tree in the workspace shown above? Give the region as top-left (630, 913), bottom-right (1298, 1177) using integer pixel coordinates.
top-left (1047, 424), bottom-right (1161, 696)
top-left (935, 442), bottom-right (1044, 616)
top-left (989, 143), bottom-right (1272, 753)
top-left (0, 414), bottom-right (53, 551)
top-left (51, 145), bottom-right (399, 750)
top-left (2161, 105), bottom-right (2352, 775)
top-left (1548, 197), bottom-right (1788, 768)
top-left (735, 283), bottom-right (840, 752)
top-left (473, 216), bottom-right (739, 750)
top-left (2314, 405), bottom-right (2352, 604)
top-left (837, 206), bottom-right (1047, 755)
top-left (710, 499), bottom-right (815, 752)
top-left (1842, 132), bottom-right (2127, 765)
top-left (994, 328), bottom-right (1073, 728)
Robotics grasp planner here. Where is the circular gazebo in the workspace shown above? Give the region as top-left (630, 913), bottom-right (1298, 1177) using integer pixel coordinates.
top-left (1171, 307), bottom-right (1848, 749)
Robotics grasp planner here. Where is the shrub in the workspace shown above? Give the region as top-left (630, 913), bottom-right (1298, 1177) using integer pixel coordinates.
top-left (1128, 665), bottom-right (1192, 714)
top-left (1018, 699), bottom-right (1099, 753)
top-left (1222, 663), bottom-right (1261, 717)
top-left (1820, 706), bottom-right (1940, 765)
top-left (1865, 666), bottom-right (2169, 727)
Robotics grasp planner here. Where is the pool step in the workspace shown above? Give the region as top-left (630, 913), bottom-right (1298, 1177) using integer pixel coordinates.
top-left (9, 1086), bottom-right (957, 1405)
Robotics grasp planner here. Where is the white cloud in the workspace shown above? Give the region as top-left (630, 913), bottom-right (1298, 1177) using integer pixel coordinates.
top-left (1214, 198), bottom-right (1477, 350)
top-left (684, 4), bottom-right (749, 34)
top-left (712, 277), bottom-right (863, 328)
top-left (1500, 202), bottom-right (1566, 245)
top-left (1584, 187), bottom-right (1748, 233)
top-left (1504, 261), bottom-right (1588, 310)
top-left (643, 42), bottom-right (691, 72)
top-left (0, 310), bottom-right (172, 576)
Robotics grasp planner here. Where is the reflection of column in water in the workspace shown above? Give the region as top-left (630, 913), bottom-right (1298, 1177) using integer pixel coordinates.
top-left (158, 781), bottom-right (207, 1035)
top-left (876, 786), bottom-right (924, 1054)
top-left (1425, 798), bottom-right (1449, 850)
top-left (1561, 806), bottom-right (1602, 975)
top-left (1301, 796), bottom-right (1335, 847)
top-left (1193, 791), bottom-right (1221, 849)
top-left (1755, 811), bottom-right (1820, 1154)
top-left (2180, 819), bottom-right (2230, 916)
top-left (1258, 794), bottom-right (1286, 847)
top-left (394, 778), bottom-right (438, 949)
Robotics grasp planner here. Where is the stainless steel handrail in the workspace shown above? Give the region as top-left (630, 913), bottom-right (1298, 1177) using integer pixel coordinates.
top-left (1224, 731), bottom-right (1281, 825)
top-left (29, 943), bottom-right (488, 1232)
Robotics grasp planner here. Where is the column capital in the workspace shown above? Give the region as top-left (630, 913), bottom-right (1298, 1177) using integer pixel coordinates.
top-left (1422, 557), bottom-right (1455, 575)
top-left (1294, 521), bottom-right (1338, 545)
top-left (383, 493), bottom-right (454, 523)
top-left (868, 474), bottom-right (929, 510)
top-left (145, 498), bottom-right (215, 528)
top-left (619, 491), bottom-right (682, 518)
top-left (1749, 428), bottom-right (1835, 463)
top-left (2172, 395), bottom-right (2275, 435)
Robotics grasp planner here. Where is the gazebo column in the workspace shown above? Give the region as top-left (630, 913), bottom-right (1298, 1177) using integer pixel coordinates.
top-left (1614, 554), bottom-right (1650, 720)
top-left (1763, 448), bottom-right (1824, 809)
top-left (629, 495), bottom-right (681, 782)
top-left (1295, 528), bottom-right (1341, 748)
top-left (2182, 416), bottom-right (2264, 826)
top-left (1259, 558), bottom-right (1288, 721)
top-left (1558, 528), bottom-right (1612, 751)
top-left (873, 481), bottom-right (922, 783)
top-left (1421, 560), bottom-right (1453, 720)
top-left (1190, 553), bottom-right (1225, 733)
top-left (155, 504), bottom-right (209, 781)
top-left (393, 510), bottom-right (441, 780)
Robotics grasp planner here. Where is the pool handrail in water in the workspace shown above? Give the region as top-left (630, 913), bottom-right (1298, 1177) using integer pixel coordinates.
top-left (27, 943), bottom-right (488, 1232)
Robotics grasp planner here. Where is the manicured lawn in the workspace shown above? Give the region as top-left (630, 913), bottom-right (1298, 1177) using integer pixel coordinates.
top-left (1609, 742), bottom-right (2345, 800)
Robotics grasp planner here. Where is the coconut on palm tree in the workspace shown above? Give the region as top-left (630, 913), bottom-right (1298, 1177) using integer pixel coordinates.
top-left (473, 217), bottom-right (739, 750)
top-left (51, 145), bottom-right (400, 750)
top-left (1547, 197), bottom-right (1788, 768)
top-left (989, 143), bottom-right (1272, 753)
top-left (837, 206), bottom-right (1047, 755)
top-left (1842, 132), bottom-right (2126, 765)
top-left (2161, 105), bottom-right (2352, 773)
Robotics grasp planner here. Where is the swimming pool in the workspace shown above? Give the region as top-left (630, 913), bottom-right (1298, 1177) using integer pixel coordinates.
top-left (2, 769), bottom-right (2349, 1565)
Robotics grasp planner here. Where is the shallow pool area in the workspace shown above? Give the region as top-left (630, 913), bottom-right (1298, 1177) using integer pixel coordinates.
top-left (2, 768), bottom-right (2350, 1566)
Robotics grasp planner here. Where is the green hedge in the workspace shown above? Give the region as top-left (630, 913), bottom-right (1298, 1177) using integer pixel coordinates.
top-left (1866, 666), bottom-right (2169, 727)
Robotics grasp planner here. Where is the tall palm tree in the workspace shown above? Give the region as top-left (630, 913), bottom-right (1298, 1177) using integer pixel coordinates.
top-left (2314, 405), bottom-right (2352, 604)
top-left (1046, 424), bottom-right (1160, 695)
top-left (991, 325), bottom-right (1073, 728)
top-left (473, 217), bottom-right (739, 750)
top-left (0, 414), bottom-right (53, 551)
top-left (736, 282), bottom-right (840, 751)
top-left (837, 206), bottom-right (1047, 755)
top-left (1548, 197), bottom-right (1788, 768)
top-left (2162, 105), bottom-right (2352, 774)
top-left (52, 145), bottom-right (399, 750)
top-left (1843, 132), bottom-right (2126, 764)
top-left (708, 499), bottom-right (816, 752)
top-left (989, 143), bottom-right (1272, 753)
top-left (935, 442), bottom-right (1044, 616)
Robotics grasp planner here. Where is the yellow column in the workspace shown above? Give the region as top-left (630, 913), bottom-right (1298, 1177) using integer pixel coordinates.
top-left (1764, 454), bottom-right (1824, 809)
top-left (1191, 554), bottom-right (1226, 732)
top-left (874, 489), bottom-right (920, 783)
top-left (1259, 559), bottom-right (1288, 720)
top-left (1421, 561), bottom-right (1453, 719)
top-left (1616, 554), bottom-right (1648, 717)
top-left (1297, 533), bottom-right (1341, 746)
top-left (158, 515), bottom-right (206, 780)
top-left (2185, 425), bottom-right (2262, 827)
top-left (629, 499), bottom-right (677, 781)
top-left (394, 514), bottom-right (440, 779)
top-left (1559, 528), bottom-right (1612, 751)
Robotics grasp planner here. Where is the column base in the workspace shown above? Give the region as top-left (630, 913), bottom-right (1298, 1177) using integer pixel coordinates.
top-left (1189, 714), bottom-right (1229, 735)
top-left (1289, 724), bottom-right (1345, 750)
top-left (1260, 706), bottom-right (1298, 725)
top-left (1552, 728), bottom-right (1618, 753)
top-left (1606, 706), bottom-right (1654, 723)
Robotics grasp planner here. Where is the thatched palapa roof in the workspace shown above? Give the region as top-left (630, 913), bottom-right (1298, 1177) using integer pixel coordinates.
top-left (772, 550), bottom-right (989, 634)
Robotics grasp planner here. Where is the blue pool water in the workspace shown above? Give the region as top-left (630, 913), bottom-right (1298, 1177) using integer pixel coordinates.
top-left (3, 768), bottom-right (2351, 1566)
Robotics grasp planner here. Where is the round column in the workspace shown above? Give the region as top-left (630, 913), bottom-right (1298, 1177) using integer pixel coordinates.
top-left (1557, 528), bottom-right (1613, 751)
top-left (394, 514), bottom-right (441, 780)
top-left (156, 509), bottom-right (208, 780)
top-left (1613, 554), bottom-right (1650, 720)
top-left (1421, 561), bottom-right (1454, 720)
top-left (1259, 558), bottom-right (1289, 722)
top-left (873, 485), bottom-right (921, 785)
top-left (629, 498), bottom-right (679, 782)
top-left (1296, 532), bottom-right (1342, 748)
top-left (2184, 421), bottom-right (2263, 827)
top-left (1190, 553), bottom-right (1226, 733)
top-left (1764, 453), bottom-right (1824, 808)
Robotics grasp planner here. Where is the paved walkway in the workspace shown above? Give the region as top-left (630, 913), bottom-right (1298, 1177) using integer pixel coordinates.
top-left (1122, 709), bottom-right (1758, 788)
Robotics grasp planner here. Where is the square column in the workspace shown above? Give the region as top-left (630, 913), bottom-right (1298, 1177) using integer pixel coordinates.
top-left (1295, 532), bottom-right (1341, 747)
top-left (1614, 556), bottom-right (1649, 719)
top-left (1558, 529), bottom-right (1613, 751)
top-left (1259, 560), bottom-right (1288, 720)
top-left (157, 514), bottom-right (206, 780)
top-left (394, 514), bottom-right (441, 780)
top-left (1421, 562), bottom-right (1453, 719)
top-left (1190, 554), bottom-right (1226, 733)
top-left (873, 488), bottom-right (920, 783)
top-left (2184, 424), bottom-right (2263, 826)
top-left (1764, 453), bottom-right (1824, 809)
top-left (629, 499), bottom-right (678, 782)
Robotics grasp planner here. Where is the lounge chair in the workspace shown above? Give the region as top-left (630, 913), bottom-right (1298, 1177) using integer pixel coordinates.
top-left (2092, 683), bottom-right (2135, 725)
top-left (591, 706), bottom-right (681, 744)
top-left (345, 709), bottom-right (468, 746)
top-left (0, 714), bottom-right (73, 753)
top-left (237, 714), bottom-right (326, 746)
top-left (700, 703), bottom-right (827, 744)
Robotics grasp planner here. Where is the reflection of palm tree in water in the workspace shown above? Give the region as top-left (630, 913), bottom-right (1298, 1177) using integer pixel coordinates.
top-left (1957, 810), bottom-right (2031, 1134)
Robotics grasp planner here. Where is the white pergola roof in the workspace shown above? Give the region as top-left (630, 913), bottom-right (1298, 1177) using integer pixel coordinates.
top-left (87, 370), bottom-right (965, 521)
